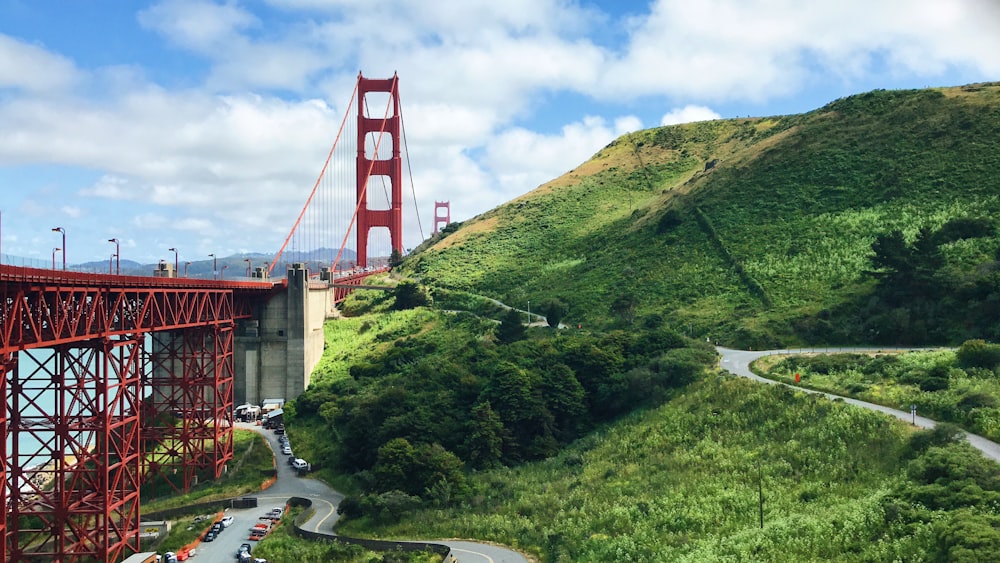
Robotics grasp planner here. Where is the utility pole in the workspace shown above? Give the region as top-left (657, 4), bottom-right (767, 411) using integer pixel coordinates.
top-left (758, 461), bottom-right (764, 529)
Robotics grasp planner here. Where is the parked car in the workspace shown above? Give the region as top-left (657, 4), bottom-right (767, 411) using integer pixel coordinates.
top-left (287, 455), bottom-right (296, 466)
top-left (281, 445), bottom-right (292, 455)
top-left (203, 531), bottom-right (216, 542)
top-left (291, 458), bottom-right (308, 471)
top-left (221, 516), bottom-right (234, 528)
top-left (238, 542), bottom-right (252, 556)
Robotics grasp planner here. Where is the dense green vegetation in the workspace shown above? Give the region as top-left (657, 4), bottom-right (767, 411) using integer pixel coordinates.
top-left (403, 83), bottom-right (1000, 348)
top-left (275, 84), bottom-right (1000, 560)
top-left (289, 306), bottom-right (714, 522)
top-left (333, 376), bottom-right (1000, 561)
top-left (252, 505), bottom-right (441, 563)
top-left (761, 341), bottom-right (1000, 442)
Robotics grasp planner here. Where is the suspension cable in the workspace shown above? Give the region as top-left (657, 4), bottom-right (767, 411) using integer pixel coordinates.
top-left (398, 89), bottom-right (425, 242)
top-left (268, 81), bottom-right (360, 275)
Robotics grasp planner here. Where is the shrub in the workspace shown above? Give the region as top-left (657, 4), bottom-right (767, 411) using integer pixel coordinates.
top-left (957, 339), bottom-right (1000, 370)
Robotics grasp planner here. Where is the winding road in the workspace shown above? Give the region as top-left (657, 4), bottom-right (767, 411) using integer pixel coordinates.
top-left (243, 422), bottom-right (531, 563)
top-left (716, 346), bottom-right (1000, 463)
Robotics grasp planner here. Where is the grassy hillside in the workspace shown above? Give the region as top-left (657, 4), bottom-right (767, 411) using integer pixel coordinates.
top-left (403, 83), bottom-right (1000, 347)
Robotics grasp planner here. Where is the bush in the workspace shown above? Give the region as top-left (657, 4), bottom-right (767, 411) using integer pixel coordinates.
top-left (904, 422), bottom-right (965, 458)
top-left (957, 339), bottom-right (1000, 370)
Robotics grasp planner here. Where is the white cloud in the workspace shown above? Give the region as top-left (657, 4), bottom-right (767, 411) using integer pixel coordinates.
top-left (485, 115), bottom-right (642, 195)
top-left (661, 105), bottom-right (721, 126)
top-left (0, 34), bottom-right (80, 92)
top-left (599, 0), bottom-right (1000, 101)
top-left (138, 0), bottom-right (258, 54)
top-left (2, 0), bottom-right (999, 261)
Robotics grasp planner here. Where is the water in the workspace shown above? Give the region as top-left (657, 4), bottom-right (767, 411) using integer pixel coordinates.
top-left (6, 339), bottom-right (154, 494)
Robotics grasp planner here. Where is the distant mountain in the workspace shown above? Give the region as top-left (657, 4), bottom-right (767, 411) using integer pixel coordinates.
top-left (404, 83), bottom-right (1000, 347)
top-left (69, 248), bottom-right (360, 278)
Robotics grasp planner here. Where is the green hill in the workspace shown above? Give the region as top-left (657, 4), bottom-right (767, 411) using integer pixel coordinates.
top-left (404, 83), bottom-right (1000, 347)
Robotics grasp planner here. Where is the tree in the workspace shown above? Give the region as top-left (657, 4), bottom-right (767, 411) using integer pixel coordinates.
top-left (539, 363), bottom-right (587, 440)
top-left (610, 293), bottom-right (638, 326)
top-left (538, 298), bottom-right (569, 328)
top-left (463, 401), bottom-right (505, 469)
top-left (388, 249), bottom-right (404, 268)
top-left (497, 308), bottom-right (526, 343)
top-left (393, 281), bottom-right (429, 310)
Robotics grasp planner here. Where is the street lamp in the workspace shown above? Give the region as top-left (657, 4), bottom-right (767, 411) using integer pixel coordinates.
top-left (221, 264), bottom-right (229, 279)
top-left (52, 247), bottom-right (61, 270)
top-left (168, 247), bottom-right (178, 276)
top-left (244, 258), bottom-right (252, 278)
top-left (209, 253), bottom-right (217, 279)
top-left (108, 238), bottom-right (120, 275)
top-left (51, 227), bottom-right (65, 270)
top-left (184, 261), bottom-right (192, 277)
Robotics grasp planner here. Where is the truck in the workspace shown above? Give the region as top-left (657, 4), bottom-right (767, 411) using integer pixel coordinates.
top-left (120, 553), bottom-right (159, 563)
top-left (261, 408), bottom-right (283, 429)
top-left (234, 403), bottom-right (261, 422)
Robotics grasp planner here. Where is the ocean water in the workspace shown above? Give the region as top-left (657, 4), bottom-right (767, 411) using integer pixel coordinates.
top-left (6, 338), bottom-right (154, 494)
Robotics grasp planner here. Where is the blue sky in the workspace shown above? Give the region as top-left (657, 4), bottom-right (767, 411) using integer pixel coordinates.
top-left (1, 0), bottom-right (998, 267)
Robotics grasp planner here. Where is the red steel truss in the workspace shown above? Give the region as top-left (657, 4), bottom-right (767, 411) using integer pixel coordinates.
top-left (7, 341), bottom-right (143, 562)
top-left (1, 265), bottom-right (267, 562)
top-left (143, 326), bottom-right (235, 494)
top-left (356, 73), bottom-right (404, 267)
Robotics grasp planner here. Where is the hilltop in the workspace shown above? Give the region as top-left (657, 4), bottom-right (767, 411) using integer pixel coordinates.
top-left (404, 83), bottom-right (1000, 347)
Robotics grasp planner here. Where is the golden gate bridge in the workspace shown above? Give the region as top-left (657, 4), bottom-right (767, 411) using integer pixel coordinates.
top-left (1, 73), bottom-right (422, 562)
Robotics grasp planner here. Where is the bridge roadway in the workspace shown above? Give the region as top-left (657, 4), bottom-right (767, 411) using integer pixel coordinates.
top-left (0, 263), bottom-right (378, 562)
top-left (192, 422), bottom-right (530, 563)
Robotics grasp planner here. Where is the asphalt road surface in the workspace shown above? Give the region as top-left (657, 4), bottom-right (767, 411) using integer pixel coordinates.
top-left (717, 346), bottom-right (1000, 464)
top-left (190, 422), bottom-right (529, 562)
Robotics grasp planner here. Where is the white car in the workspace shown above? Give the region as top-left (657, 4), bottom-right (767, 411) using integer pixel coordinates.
top-left (281, 445), bottom-right (292, 455)
top-left (220, 515), bottom-right (234, 528)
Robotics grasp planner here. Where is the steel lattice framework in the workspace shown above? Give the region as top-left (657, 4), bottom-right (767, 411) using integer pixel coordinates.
top-left (1, 265), bottom-right (267, 563)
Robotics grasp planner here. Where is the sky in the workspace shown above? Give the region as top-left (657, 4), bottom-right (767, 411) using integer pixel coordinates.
top-left (0, 0), bottom-right (998, 268)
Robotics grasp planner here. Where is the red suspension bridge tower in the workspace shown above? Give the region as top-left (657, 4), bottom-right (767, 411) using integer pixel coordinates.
top-left (356, 73), bottom-right (404, 268)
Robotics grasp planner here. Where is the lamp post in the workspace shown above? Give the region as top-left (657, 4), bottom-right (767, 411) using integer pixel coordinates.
top-left (184, 261), bottom-right (192, 277)
top-left (168, 247), bottom-right (178, 276)
top-left (209, 253), bottom-right (217, 280)
top-left (108, 238), bottom-right (120, 274)
top-left (244, 258), bottom-right (252, 278)
top-left (221, 264), bottom-right (229, 279)
top-left (109, 254), bottom-right (114, 274)
top-left (52, 247), bottom-right (60, 270)
top-left (51, 227), bottom-right (65, 270)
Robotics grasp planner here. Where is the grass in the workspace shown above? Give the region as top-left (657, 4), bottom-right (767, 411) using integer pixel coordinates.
top-left (252, 505), bottom-right (442, 563)
top-left (399, 83), bottom-right (1000, 348)
top-left (335, 375), bottom-right (935, 561)
top-left (758, 349), bottom-right (1000, 442)
top-left (142, 429), bottom-right (275, 512)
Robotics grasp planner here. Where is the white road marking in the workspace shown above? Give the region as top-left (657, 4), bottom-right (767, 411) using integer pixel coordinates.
top-left (451, 547), bottom-right (495, 563)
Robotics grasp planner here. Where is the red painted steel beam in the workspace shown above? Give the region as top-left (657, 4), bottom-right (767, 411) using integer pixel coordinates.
top-left (7, 341), bottom-right (142, 562)
top-left (142, 325), bottom-right (234, 495)
top-left (0, 353), bottom-right (8, 563)
top-left (0, 283), bottom-right (257, 352)
top-left (1, 267), bottom-right (264, 561)
top-left (356, 73), bottom-right (404, 267)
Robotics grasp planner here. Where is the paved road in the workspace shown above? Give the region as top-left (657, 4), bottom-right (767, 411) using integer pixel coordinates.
top-left (716, 346), bottom-right (1000, 463)
top-left (221, 422), bottom-right (529, 563)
